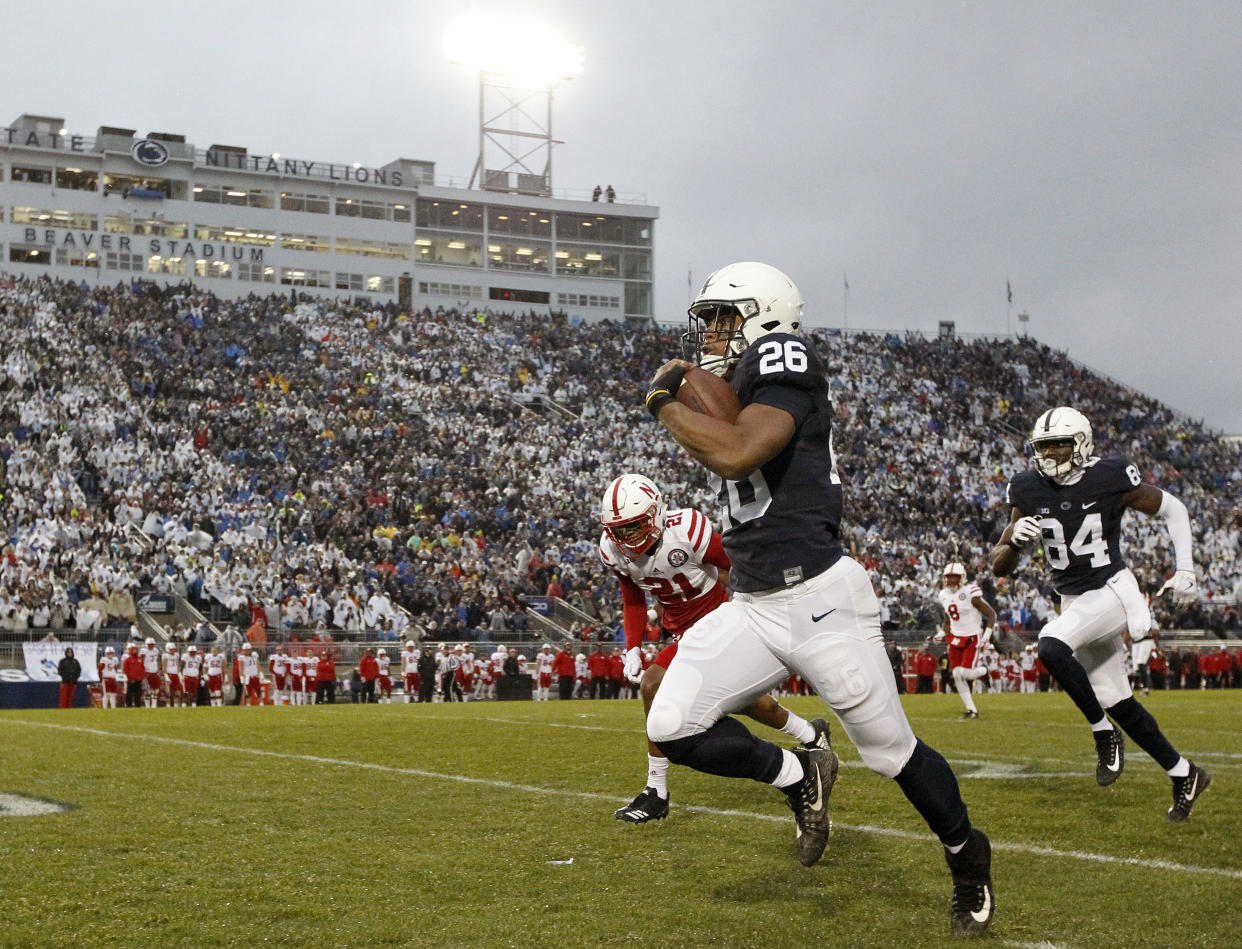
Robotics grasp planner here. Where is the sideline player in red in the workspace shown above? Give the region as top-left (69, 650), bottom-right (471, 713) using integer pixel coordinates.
top-left (600, 473), bottom-right (828, 824)
top-left (935, 563), bottom-right (997, 719)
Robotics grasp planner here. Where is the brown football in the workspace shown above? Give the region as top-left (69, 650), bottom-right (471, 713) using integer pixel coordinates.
top-left (677, 364), bottom-right (741, 422)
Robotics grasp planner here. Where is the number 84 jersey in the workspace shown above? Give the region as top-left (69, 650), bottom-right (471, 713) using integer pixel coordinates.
top-left (599, 507), bottom-right (728, 637)
top-left (1006, 455), bottom-right (1143, 596)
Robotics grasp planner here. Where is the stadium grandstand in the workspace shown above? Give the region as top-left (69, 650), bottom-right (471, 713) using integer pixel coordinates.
top-left (1, 270), bottom-right (1238, 704)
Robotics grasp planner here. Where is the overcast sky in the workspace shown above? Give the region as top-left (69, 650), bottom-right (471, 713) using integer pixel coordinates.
top-left (6, 1), bottom-right (1241, 432)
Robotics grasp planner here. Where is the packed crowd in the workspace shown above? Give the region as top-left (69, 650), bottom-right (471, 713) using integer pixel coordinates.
top-left (1, 272), bottom-right (1238, 648)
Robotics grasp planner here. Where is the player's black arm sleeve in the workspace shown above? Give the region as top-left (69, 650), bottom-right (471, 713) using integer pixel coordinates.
top-left (991, 508), bottom-right (1025, 578)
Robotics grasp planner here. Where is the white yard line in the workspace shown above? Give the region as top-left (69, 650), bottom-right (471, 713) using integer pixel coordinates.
top-left (9, 719), bottom-right (1241, 883)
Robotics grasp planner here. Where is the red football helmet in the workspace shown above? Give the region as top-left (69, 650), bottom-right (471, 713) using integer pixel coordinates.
top-left (600, 474), bottom-right (665, 559)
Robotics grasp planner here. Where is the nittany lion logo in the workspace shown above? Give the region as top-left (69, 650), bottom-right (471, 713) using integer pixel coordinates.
top-left (667, 549), bottom-right (688, 567)
top-left (131, 139), bottom-right (170, 167)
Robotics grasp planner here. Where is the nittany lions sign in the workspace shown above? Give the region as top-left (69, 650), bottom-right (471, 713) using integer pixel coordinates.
top-left (131, 139), bottom-right (170, 167)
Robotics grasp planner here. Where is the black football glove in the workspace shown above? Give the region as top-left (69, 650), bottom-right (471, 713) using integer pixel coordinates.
top-left (644, 364), bottom-right (686, 419)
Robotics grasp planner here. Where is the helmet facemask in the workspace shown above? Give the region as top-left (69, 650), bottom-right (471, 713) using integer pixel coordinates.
top-left (684, 302), bottom-right (752, 378)
top-left (1028, 407), bottom-right (1095, 484)
top-left (600, 474), bottom-right (665, 560)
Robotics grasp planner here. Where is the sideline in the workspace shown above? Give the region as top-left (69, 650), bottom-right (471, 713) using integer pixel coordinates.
top-left (8, 718), bottom-right (1240, 882)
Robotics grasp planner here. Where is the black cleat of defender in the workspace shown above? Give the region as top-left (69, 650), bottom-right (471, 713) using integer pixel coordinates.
top-left (1094, 728), bottom-right (1125, 786)
top-left (1167, 762), bottom-right (1211, 822)
top-left (960, 710), bottom-right (979, 720)
top-left (614, 787), bottom-right (669, 823)
top-left (945, 828), bottom-right (995, 936)
top-left (805, 717), bottom-right (833, 753)
top-left (783, 745), bottom-right (838, 867)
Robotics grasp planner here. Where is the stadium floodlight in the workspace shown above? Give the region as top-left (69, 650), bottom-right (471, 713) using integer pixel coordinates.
top-left (445, 12), bottom-right (583, 90)
top-left (447, 13), bottom-right (583, 194)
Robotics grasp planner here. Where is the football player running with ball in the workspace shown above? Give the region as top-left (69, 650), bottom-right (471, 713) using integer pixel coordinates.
top-left (643, 261), bottom-right (993, 936)
top-left (993, 406), bottom-right (1210, 821)
top-left (599, 473), bottom-right (830, 824)
top-left (936, 563), bottom-right (998, 719)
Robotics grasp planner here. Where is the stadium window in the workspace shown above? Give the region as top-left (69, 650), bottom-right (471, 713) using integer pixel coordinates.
top-left (366, 275), bottom-right (395, 294)
top-left (55, 167), bottom-right (99, 191)
top-left (489, 286), bottom-right (549, 305)
top-left (391, 203), bottom-right (411, 223)
top-left (281, 233), bottom-right (331, 253)
top-left (10, 245), bottom-right (51, 264)
top-left (54, 247), bottom-right (100, 268)
top-left (147, 255), bottom-right (186, 276)
top-left (194, 259), bottom-right (232, 279)
top-left (336, 272), bottom-right (364, 291)
top-left (10, 165), bottom-right (53, 185)
top-left (105, 251), bottom-right (145, 272)
top-left (11, 207), bottom-right (98, 230)
top-left (281, 267), bottom-right (330, 287)
top-left (280, 191), bottom-right (329, 214)
top-left (196, 224), bottom-right (275, 246)
top-left (415, 199), bottom-right (483, 231)
top-left (237, 262), bottom-right (275, 283)
top-left (336, 238), bottom-right (408, 260)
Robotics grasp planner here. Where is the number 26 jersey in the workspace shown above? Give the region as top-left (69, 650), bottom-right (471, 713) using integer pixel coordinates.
top-left (1006, 456), bottom-right (1143, 596)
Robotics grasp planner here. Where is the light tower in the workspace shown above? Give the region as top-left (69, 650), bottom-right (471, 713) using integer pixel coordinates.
top-left (445, 13), bottom-right (583, 197)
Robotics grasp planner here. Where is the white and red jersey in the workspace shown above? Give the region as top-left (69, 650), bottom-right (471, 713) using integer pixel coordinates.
top-left (140, 646), bottom-right (162, 675)
top-left (600, 506), bottom-right (730, 651)
top-left (99, 650), bottom-right (120, 680)
top-left (182, 651), bottom-right (204, 679)
top-left (536, 649), bottom-right (554, 678)
top-left (239, 652), bottom-right (260, 681)
top-left (377, 653), bottom-right (391, 677)
top-left (937, 583), bottom-right (987, 645)
top-left (162, 651), bottom-right (181, 676)
top-left (205, 653), bottom-right (225, 678)
top-left (270, 651), bottom-right (289, 677)
top-left (302, 656), bottom-right (318, 686)
top-left (401, 648), bottom-right (419, 676)
top-left (575, 654), bottom-right (589, 683)
top-left (288, 654), bottom-right (304, 682)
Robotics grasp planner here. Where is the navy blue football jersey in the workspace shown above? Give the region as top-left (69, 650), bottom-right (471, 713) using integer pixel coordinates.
top-left (715, 332), bottom-right (843, 592)
top-left (1006, 456), bottom-right (1144, 595)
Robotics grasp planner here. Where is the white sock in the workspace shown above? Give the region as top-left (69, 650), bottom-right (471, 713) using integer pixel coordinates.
top-left (780, 711), bottom-right (815, 744)
top-left (1089, 718), bottom-right (1113, 732)
top-left (771, 748), bottom-right (804, 789)
top-left (646, 755), bottom-right (670, 797)
top-left (1167, 758), bottom-right (1190, 778)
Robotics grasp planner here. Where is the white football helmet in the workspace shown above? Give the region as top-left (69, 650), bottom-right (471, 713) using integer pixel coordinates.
top-left (187, 645), bottom-right (197, 653)
top-left (1028, 406), bottom-right (1094, 482)
top-left (165, 642), bottom-right (177, 653)
top-left (600, 473), bottom-right (665, 559)
top-left (406, 640), bottom-right (415, 649)
top-left (943, 562), bottom-right (967, 581)
top-left (684, 261), bottom-right (804, 377)
top-left (104, 646), bottom-right (115, 655)
top-left (378, 648), bottom-right (387, 657)
top-left (145, 637), bottom-right (155, 646)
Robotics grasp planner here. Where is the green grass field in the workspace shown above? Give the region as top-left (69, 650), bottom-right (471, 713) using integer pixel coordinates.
top-left (2, 690), bottom-right (1238, 949)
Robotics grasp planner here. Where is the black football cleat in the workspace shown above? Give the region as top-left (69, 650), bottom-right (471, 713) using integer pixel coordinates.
top-left (805, 717), bottom-right (833, 753)
top-left (1167, 763), bottom-right (1211, 822)
top-left (1094, 728), bottom-right (1125, 786)
top-left (783, 745), bottom-right (838, 867)
top-left (945, 828), bottom-right (995, 936)
top-left (960, 709), bottom-right (979, 720)
top-left (614, 786), bottom-right (669, 823)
